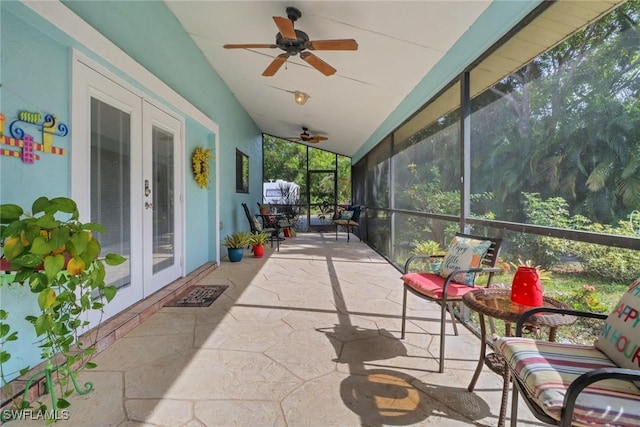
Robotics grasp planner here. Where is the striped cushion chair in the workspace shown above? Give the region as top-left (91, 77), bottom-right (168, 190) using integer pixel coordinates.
top-left (497, 280), bottom-right (640, 427)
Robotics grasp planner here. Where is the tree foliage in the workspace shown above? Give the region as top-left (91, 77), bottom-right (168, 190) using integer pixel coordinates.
top-left (262, 135), bottom-right (352, 205)
top-left (470, 1), bottom-right (640, 225)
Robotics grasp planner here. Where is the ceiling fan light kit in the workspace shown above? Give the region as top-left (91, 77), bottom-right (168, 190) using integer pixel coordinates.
top-left (294, 91), bottom-right (309, 105)
top-left (223, 6), bottom-right (358, 77)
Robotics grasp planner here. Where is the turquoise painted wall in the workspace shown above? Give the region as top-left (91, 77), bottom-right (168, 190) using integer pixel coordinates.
top-left (184, 117), bottom-right (217, 271)
top-left (0, 6), bottom-right (74, 383)
top-left (353, 0), bottom-right (542, 163)
top-left (61, 0), bottom-right (264, 244)
top-left (0, 1), bottom-right (261, 380)
top-left (0, 8), bottom-right (71, 203)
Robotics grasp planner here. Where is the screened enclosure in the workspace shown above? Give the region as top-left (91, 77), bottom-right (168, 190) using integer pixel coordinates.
top-left (262, 135), bottom-right (351, 232)
top-left (352, 1), bottom-right (640, 302)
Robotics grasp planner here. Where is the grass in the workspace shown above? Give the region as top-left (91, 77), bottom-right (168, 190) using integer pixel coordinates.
top-left (492, 270), bottom-right (626, 312)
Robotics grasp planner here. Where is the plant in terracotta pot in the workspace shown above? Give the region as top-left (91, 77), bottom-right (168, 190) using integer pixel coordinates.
top-left (222, 232), bottom-right (250, 262)
top-left (0, 196), bottom-right (125, 419)
top-left (248, 232), bottom-right (270, 258)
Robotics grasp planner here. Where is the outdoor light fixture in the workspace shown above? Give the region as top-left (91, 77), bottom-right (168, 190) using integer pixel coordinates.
top-left (294, 91), bottom-right (309, 105)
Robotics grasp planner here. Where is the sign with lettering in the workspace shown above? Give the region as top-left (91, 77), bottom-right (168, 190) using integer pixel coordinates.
top-left (596, 279), bottom-right (640, 369)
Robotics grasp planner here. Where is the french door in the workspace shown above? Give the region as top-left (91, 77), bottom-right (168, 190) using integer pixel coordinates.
top-left (142, 102), bottom-right (183, 295)
top-left (72, 59), bottom-right (183, 326)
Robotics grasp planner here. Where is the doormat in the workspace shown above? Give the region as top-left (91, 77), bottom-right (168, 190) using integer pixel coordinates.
top-left (165, 285), bottom-right (228, 307)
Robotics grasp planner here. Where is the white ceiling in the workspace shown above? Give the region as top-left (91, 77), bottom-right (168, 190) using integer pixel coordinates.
top-left (165, 1), bottom-right (492, 157)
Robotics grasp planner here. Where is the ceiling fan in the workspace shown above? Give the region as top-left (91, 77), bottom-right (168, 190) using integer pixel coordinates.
top-left (289, 127), bottom-right (328, 144)
top-left (223, 7), bottom-right (358, 77)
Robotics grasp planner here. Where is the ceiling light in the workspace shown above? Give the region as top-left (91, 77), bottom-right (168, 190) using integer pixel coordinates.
top-left (294, 91), bottom-right (309, 105)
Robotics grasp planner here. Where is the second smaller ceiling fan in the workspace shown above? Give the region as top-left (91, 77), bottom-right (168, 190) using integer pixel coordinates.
top-left (289, 127), bottom-right (328, 144)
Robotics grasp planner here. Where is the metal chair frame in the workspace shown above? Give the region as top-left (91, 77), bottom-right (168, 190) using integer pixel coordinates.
top-left (241, 203), bottom-right (279, 251)
top-left (401, 232), bottom-right (502, 373)
top-left (504, 307), bottom-right (640, 427)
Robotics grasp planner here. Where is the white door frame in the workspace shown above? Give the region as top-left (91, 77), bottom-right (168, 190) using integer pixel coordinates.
top-left (23, 2), bottom-right (220, 265)
top-left (71, 53), bottom-right (185, 325)
top-left (142, 101), bottom-right (184, 296)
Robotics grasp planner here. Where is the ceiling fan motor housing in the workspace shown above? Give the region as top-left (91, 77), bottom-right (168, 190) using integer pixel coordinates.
top-left (275, 30), bottom-right (309, 55)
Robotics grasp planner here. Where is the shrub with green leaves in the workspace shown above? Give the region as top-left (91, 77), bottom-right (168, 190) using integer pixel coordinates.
top-left (566, 220), bottom-right (640, 284)
top-left (222, 231), bottom-right (251, 248)
top-left (0, 197), bottom-right (125, 417)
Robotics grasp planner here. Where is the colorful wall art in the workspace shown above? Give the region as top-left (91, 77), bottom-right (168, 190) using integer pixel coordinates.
top-left (0, 112), bottom-right (67, 164)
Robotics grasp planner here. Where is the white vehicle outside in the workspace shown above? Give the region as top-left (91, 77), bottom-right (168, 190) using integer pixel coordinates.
top-left (263, 179), bottom-right (300, 205)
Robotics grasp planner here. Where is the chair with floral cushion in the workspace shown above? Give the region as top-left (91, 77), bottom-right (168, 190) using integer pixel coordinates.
top-left (401, 232), bottom-right (502, 373)
top-left (496, 279), bottom-right (640, 427)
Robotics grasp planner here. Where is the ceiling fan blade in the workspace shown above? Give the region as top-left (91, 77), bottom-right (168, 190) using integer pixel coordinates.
top-left (223, 44), bottom-right (277, 49)
top-left (308, 136), bottom-right (328, 143)
top-left (273, 16), bottom-right (297, 40)
top-left (307, 39), bottom-right (358, 51)
top-left (262, 54), bottom-right (288, 77)
top-left (300, 52), bottom-right (336, 76)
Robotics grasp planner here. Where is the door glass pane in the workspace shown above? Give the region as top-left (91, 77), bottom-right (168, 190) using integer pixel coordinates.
top-left (152, 126), bottom-right (174, 273)
top-left (309, 171), bottom-right (336, 230)
top-left (91, 98), bottom-right (131, 289)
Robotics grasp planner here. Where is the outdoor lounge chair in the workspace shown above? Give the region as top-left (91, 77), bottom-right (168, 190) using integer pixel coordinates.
top-left (497, 279), bottom-right (640, 427)
top-left (400, 232), bottom-right (502, 373)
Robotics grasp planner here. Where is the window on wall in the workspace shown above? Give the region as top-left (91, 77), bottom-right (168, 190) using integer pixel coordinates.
top-left (236, 149), bottom-right (249, 193)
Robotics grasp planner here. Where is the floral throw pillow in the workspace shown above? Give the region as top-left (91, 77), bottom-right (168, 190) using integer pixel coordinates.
top-left (252, 216), bottom-right (263, 231)
top-left (595, 279), bottom-right (640, 371)
top-left (438, 236), bottom-right (493, 286)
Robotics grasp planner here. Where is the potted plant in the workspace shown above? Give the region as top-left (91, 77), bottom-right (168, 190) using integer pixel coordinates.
top-left (0, 196), bottom-right (125, 418)
top-left (412, 239), bottom-right (446, 272)
top-left (222, 231), bottom-right (250, 262)
top-left (248, 232), bottom-right (270, 258)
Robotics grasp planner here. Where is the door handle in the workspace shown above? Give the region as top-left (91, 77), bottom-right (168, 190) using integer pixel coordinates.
top-left (144, 179), bottom-right (151, 197)
top-left (145, 202), bottom-right (154, 209)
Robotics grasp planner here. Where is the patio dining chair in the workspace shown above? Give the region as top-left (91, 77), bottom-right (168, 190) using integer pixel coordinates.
top-left (400, 232), bottom-right (502, 373)
top-left (496, 279), bottom-right (640, 427)
top-left (257, 203), bottom-right (293, 236)
top-left (241, 203), bottom-right (279, 251)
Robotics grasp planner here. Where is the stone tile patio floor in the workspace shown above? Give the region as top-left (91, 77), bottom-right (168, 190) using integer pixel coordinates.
top-left (15, 232), bottom-right (542, 426)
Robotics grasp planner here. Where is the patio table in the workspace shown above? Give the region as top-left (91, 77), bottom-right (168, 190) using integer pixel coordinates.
top-left (462, 288), bottom-right (576, 427)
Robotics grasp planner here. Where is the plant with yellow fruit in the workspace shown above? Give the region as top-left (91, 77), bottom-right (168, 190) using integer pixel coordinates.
top-left (0, 197), bottom-right (125, 419)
